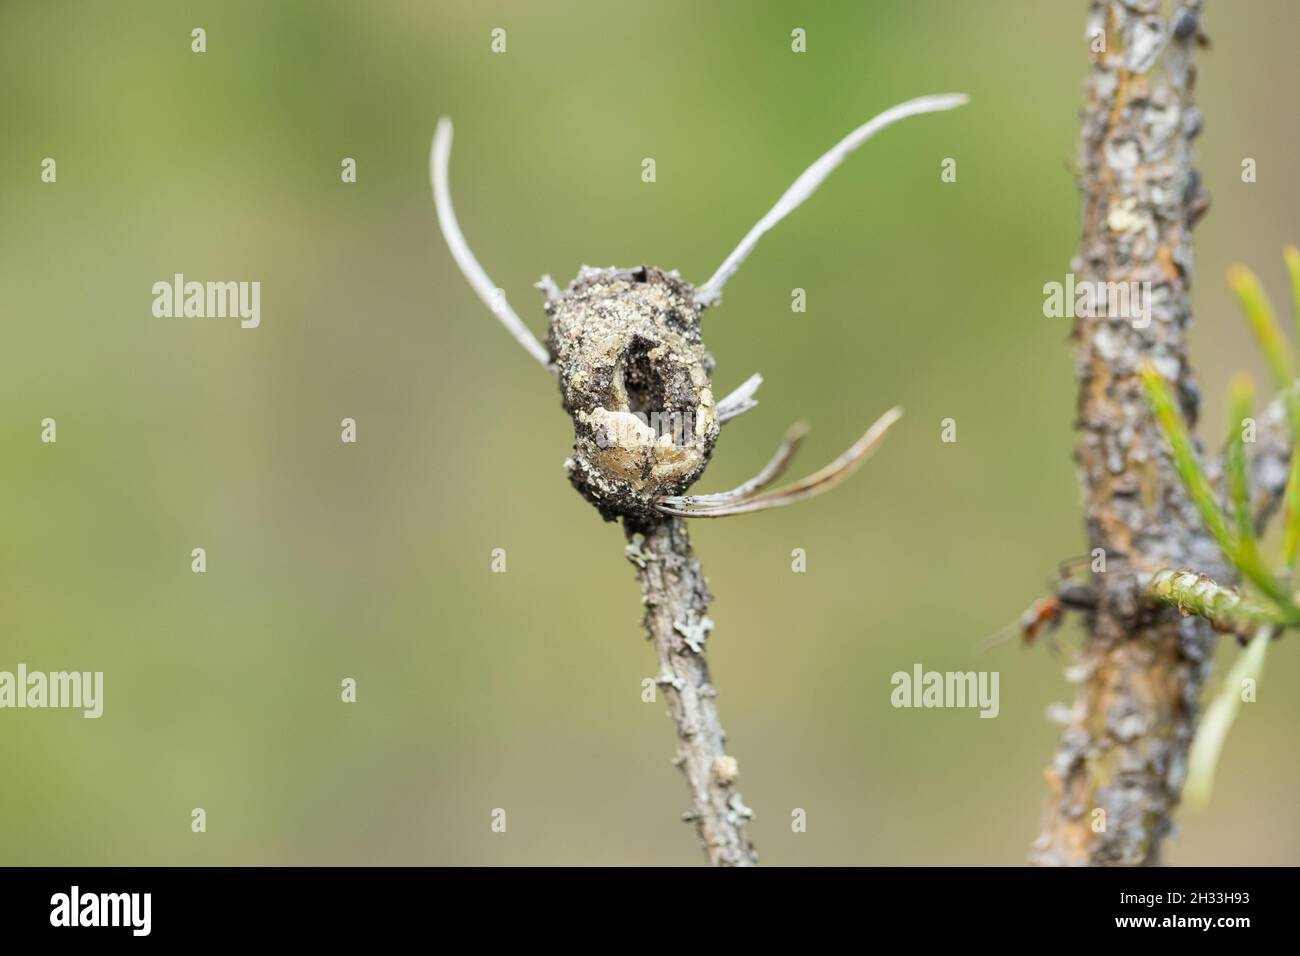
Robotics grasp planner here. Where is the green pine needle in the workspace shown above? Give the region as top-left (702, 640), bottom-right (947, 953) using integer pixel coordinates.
top-left (1285, 245), bottom-right (1300, 347)
top-left (1141, 365), bottom-right (1292, 609)
top-left (1185, 627), bottom-right (1272, 811)
top-left (1226, 375), bottom-right (1259, 561)
top-left (1141, 365), bottom-right (1235, 557)
top-left (1229, 264), bottom-right (1294, 393)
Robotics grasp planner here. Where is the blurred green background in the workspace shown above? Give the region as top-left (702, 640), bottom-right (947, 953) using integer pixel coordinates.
top-left (3, 0), bottom-right (1298, 866)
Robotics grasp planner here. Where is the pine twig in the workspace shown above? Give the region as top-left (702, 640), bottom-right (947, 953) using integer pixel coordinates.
top-left (624, 519), bottom-right (756, 866)
top-left (433, 94), bottom-right (965, 865)
top-left (1033, 0), bottom-right (1218, 868)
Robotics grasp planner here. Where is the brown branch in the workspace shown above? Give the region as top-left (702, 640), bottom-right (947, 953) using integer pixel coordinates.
top-left (624, 518), bottom-right (757, 867)
top-left (1032, 0), bottom-right (1226, 866)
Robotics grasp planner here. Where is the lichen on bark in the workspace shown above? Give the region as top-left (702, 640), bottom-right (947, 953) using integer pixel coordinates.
top-left (624, 519), bottom-right (758, 866)
top-left (1033, 0), bottom-right (1224, 867)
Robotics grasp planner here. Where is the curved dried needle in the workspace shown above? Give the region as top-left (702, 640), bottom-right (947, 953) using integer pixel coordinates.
top-left (657, 407), bottom-right (902, 518)
top-left (431, 118), bottom-right (552, 369)
top-left (716, 373), bottom-right (763, 423)
top-left (660, 421), bottom-right (809, 509)
top-left (694, 94), bottom-right (969, 307)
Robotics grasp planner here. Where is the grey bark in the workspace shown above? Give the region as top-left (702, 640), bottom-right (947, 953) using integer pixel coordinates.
top-left (1032, 0), bottom-right (1225, 866)
top-left (625, 517), bottom-right (758, 867)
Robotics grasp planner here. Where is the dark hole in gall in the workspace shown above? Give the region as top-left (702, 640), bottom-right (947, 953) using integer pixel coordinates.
top-left (621, 335), bottom-right (672, 437)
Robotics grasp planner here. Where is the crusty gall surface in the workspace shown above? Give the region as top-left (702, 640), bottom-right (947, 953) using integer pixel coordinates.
top-left (545, 266), bottom-right (719, 522)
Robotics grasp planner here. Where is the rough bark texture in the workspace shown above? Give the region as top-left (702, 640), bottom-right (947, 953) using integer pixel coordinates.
top-left (624, 517), bottom-right (757, 866)
top-left (1032, 0), bottom-right (1227, 866)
